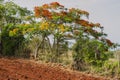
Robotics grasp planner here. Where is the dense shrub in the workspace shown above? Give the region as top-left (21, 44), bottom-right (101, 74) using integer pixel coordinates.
top-left (1, 24), bottom-right (24, 56)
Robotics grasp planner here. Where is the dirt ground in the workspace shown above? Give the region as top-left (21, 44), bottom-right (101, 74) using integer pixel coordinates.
top-left (0, 58), bottom-right (107, 80)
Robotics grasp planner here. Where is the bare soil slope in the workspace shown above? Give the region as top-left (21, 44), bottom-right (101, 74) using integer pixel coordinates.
top-left (0, 58), bottom-right (107, 80)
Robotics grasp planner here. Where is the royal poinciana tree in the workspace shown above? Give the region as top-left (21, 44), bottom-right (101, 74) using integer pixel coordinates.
top-left (7, 2), bottom-right (116, 69)
top-left (33, 2), bottom-right (116, 67)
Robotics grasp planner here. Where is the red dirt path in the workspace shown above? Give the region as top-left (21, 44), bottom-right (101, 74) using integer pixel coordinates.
top-left (0, 58), bottom-right (107, 80)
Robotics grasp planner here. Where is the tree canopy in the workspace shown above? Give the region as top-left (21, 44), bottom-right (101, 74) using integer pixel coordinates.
top-left (0, 1), bottom-right (118, 70)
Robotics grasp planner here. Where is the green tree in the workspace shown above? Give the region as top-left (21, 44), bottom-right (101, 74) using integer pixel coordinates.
top-left (34, 2), bottom-right (116, 67)
top-left (0, 1), bottom-right (32, 56)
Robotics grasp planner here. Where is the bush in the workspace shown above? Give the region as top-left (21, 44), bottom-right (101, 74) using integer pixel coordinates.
top-left (103, 60), bottom-right (119, 75)
top-left (72, 39), bottom-right (109, 71)
top-left (1, 24), bottom-right (24, 56)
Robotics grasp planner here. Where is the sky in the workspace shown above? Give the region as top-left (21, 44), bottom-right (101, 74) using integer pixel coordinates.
top-left (6, 0), bottom-right (120, 47)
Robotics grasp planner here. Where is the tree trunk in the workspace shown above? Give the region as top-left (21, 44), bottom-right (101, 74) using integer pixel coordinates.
top-left (46, 36), bottom-right (52, 53)
top-left (34, 47), bottom-right (39, 59)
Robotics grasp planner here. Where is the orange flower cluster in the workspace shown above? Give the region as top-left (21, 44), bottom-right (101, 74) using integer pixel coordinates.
top-left (34, 2), bottom-right (65, 18)
top-left (76, 20), bottom-right (100, 28)
top-left (106, 39), bottom-right (113, 46)
top-left (34, 6), bottom-right (52, 19)
top-left (42, 2), bottom-right (64, 9)
top-left (42, 9), bottom-right (52, 19)
top-left (50, 2), bottom-right (60, 6)
top-left (89, 23), bottom-right (95, 27)
top-left (34, 2), bottom-right (64, 19)
top-left (60, 11), bottom-right (67, 16)
top-left (51, 2), bottom-right (64, 7)
top-left (42, 4), bottom-right (49, 9)
top-left (49, 2), bottom-right (64, 9)
top-left (76, 20), bottom-right (90, 27)
top-left (34, 6), bottom-right (40, 17)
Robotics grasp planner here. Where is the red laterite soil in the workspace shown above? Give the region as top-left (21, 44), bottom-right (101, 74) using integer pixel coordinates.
top-left (0, 58), bottom-right (107, 80)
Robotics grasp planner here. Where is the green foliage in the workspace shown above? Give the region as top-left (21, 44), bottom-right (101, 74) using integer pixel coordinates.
top-left (0, 2), bottom-right (119, 79)
top-left (88, 59), bottom-right (120, 78)
top-left (0, 1), bottom-right (32, 56)
top-left (1, 24), bottom-right (24, 56)
top-left (102, 60), bottom-right (119, 76)
top-left (14, 39), bottom-right (32, 58)
top-left (72, 36), bottom-right (109, 70)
